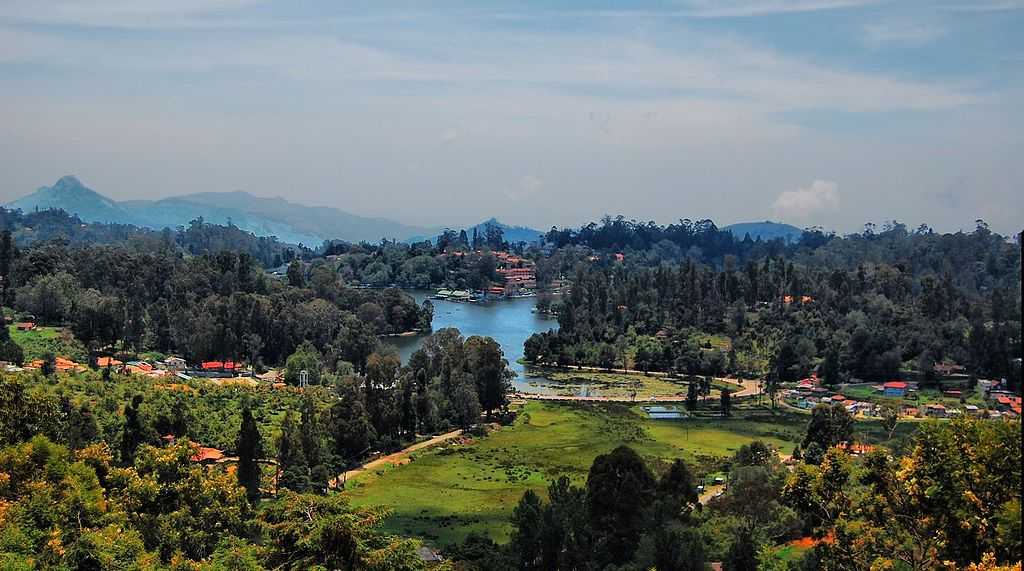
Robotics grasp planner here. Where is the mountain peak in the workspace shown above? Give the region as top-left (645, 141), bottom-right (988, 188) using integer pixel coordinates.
top-left (54, 175), bottom-right (84, 190)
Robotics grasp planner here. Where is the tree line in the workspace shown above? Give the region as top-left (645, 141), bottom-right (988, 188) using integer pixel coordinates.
top-left (526, 221), bottom-right (1021, 390)
top-left (0, 233), bottom-right (431, 368)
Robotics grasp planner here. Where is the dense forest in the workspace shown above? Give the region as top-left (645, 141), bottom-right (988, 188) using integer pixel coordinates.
top-left (0, 322), bottom-right (514, 568)
top-left (0, 207), bottom-right (306, 268)
top-left (0, 229), bottom-right (430, 368)
top-left (527, 221), bottom-right (1022, 393)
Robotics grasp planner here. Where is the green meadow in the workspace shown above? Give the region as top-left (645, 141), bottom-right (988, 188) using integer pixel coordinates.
top-left (345, 401), bottom-right (803, 545)
top-left (7, 324), bottom-right (88, 362)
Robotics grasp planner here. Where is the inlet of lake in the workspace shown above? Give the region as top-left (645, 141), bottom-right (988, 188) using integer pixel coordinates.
top-left (382, 290), bottom-right (564, 394)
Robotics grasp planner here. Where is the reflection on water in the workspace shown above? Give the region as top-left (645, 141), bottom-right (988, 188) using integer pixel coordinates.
top-left (383, 291), bottom-right (561, 394)
top-left (643, 405), bottom-right (688, 419)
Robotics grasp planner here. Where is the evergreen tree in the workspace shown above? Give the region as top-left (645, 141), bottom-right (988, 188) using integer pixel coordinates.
top-left (720, 388), bottom-right (732, 417)
top-left (236, 401), bottom-right (263, 502)
top-left (329, 379), bottom-right (376, 469)
top-left (120, 395), bottom-right (149, 464)
top-left (0, 229), bottom-right (13, 304)
top-left (510, 490), bottom-right (544, 570)
top-left (300, 394), bottom-right (330, 491)
top-left (821, 345), bottom-right (841, 386)
top-left (277, 410), bottom-right (309, 492)
top-left (286, 260), bottom-right (304, 288)
top-left (41, 351), bottom-right (57, 377)
top-left (586, 445), bottom-right (656, 566)
top-left (66, 401), bottom-right (99, 449)
top-left (686, 380), bottom-right (699, 412)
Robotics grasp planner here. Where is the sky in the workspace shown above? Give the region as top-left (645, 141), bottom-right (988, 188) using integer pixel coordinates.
top-left (1, 0), bottom-right (1022, 234)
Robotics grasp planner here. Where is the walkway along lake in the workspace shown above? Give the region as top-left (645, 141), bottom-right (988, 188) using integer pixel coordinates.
top-left (383, 290), bottom-right (563, 394)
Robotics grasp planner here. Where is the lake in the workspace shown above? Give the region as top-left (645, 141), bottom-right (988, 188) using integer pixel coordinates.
top-left (382, 291), bottom-right (561, 394)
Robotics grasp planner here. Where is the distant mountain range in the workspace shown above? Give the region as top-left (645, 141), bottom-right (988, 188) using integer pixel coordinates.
top-left (722, 221), bottom-right (804, 243)
top-left (7, 176), bottom-right (544, 246)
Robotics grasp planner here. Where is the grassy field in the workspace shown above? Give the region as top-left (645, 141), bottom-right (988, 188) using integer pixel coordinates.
top-left (345, 401), bottom-right (803, 545)
top-left (8, 324), bottom-right (88, 362)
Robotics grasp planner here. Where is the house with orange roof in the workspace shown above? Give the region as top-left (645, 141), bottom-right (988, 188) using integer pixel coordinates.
top-left (190, 445), bottom-right (226, 464)
top-left (96, 356), bottom-right (122, 368)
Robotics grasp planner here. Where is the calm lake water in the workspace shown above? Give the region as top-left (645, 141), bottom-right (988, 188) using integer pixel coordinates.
top-left (382, 291), bottom-right (560, 393)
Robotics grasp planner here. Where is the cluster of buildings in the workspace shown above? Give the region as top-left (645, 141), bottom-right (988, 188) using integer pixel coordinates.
top-left (5, 351), bottom-right (290, 390)
top-left (436, 250), bottom-right (538, 301)
top-left (490, 252), bottom-right (537, 297)
top-left (784, 375), bottom-right (1021, 420)
top-left (786, 380), bottom-right (880, 417)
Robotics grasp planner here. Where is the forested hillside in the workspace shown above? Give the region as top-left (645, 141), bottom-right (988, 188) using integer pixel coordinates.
top-left (528, 220), bottom-right (1021, 391)
top-left (0, 229), bottom-right (428, 368)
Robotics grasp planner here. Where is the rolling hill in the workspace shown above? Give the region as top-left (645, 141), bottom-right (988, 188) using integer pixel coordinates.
top-left (6, 176), bottom-right (543, 246)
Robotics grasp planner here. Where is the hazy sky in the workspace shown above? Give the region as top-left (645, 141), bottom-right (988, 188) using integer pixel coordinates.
top-left (2, 0), bottom-right (1022, 234)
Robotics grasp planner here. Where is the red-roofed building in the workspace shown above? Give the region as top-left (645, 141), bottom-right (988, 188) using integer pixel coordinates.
top-left (190, 446), bottom-right (225, 464)
top-left (994, 394), bottom-right (1022, 413)
top-left (883, 381), bottom-right (908, 397)
top-left (831, 395), bottom-right (846, 402)
top-left (96, 356), bottom-right (122, 368)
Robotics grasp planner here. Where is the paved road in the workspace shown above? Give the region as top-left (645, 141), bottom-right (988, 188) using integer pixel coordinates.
top-left (333, 429), bottom-right (464, 488)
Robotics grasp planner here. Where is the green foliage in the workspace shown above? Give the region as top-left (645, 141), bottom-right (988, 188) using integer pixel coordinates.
top-left (284, 341), bottom-right (323, 386)
top-left (800, 403), bottom-right (853, 463)
top-left (0, 435), bottom-right (431, 569)
top-left (262, 491), bottom-right (440, 571)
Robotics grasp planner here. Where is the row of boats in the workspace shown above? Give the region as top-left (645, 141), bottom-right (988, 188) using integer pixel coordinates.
top-left (433, 289), bottom-right (537, 302)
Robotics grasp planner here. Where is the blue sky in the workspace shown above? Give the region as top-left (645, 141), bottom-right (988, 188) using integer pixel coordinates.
top-left (1, 0), bottom-right (1022, 233)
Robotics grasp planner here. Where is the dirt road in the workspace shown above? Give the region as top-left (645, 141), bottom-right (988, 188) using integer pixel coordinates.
top-left (333, 429), bottom-right (463, 488)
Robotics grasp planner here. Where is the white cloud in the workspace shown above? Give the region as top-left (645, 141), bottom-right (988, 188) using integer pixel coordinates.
top-left (772, 180), bottom-right (840, 222)
top-left (863, 21), bottom-right (946, 48)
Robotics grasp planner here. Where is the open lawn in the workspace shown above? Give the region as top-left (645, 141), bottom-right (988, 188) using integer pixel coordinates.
top-left (345, 401), bottom-right (802, 545)
top-left (8, 325), bottom-right (87, 362)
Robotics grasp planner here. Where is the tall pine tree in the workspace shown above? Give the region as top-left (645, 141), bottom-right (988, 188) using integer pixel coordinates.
top-left (236, 401), bottom-right (263, 502)
top-left (277, 410), bottom-right (309, 492)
